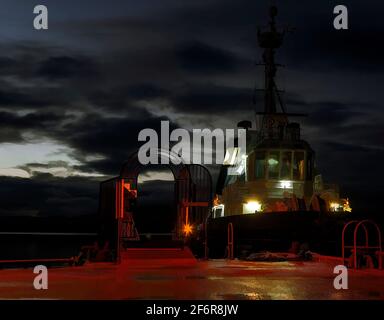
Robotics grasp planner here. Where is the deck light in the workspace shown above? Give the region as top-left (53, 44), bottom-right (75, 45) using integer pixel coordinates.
top-left (183, 223), bottom-right (193, 236)
top-left (243, 201), bottom-right (262, 214)
top-left (329, 202), bottom-right (341, 212)
top-left (342, 198), bottom-right (352, 212)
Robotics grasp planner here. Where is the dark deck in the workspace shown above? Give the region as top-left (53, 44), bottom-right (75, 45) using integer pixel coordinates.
top-left (0, 252), bottom-right (383, 300)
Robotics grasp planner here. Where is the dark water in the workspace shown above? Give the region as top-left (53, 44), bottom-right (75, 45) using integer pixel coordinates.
top-left (0, 234), bottom-right (97, 260)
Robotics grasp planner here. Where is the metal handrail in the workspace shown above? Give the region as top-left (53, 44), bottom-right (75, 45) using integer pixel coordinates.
top-left (342, 220), bottom-right (356, 264)
top-left (342, 219), bottom-right (382, 269)
top-left (342, 220), bottom-right (368, 265)
top-left (353, 220), bottom-right (382, 269)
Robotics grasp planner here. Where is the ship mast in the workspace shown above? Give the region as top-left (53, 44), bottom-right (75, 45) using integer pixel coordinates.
top-left (257, 6), bottom-right (288, 138)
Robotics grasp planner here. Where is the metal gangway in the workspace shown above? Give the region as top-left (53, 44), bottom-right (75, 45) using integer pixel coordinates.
top-left (342, 220), bottom-right (382, 269)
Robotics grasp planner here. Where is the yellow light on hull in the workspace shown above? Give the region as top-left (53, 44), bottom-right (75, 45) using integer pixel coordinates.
top-left (243, 201), bottom-right (262, 214)
top-left (329, 202), bottom-right (341, 211)
top-left (342, 198), bottom-right (352, 212)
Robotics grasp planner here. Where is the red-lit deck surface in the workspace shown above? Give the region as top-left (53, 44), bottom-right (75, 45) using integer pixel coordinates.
top-left (0, 254), bottom-right (383, 300)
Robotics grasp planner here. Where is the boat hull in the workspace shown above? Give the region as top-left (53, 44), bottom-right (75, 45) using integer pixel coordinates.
top-left (204, 211), bottom-right (348, 258)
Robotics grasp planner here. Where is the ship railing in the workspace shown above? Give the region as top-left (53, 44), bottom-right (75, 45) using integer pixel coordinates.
top-left (342, 220), bottom-right (382, 270)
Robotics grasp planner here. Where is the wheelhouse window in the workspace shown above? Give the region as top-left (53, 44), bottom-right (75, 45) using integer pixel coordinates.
top-left (263, 149), bottom-right (308, 180)
top-left (307, 152), bottom-right (313, 180)
top-left (293, 151), bottom-right (305, 180)
top-left (267, 151), bottom-right (279, 179)
top-left (280, 151), bottom-right (292, 179)
top-left (255, 151), bottom-right (266, 179)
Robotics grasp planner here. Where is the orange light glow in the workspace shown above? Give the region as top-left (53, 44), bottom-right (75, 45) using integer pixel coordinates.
top-left (342, 198), bottom-right (352, 212)
top-left (183, 223), bottom-right (193, 236)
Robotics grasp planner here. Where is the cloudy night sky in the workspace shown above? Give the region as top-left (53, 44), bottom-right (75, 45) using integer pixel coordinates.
top-left (0, 0), bottom-right (382, 218)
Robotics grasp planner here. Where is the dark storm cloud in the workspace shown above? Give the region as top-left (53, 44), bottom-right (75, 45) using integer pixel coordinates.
top-left (0, 175), bottom-right (99, 217)
top-left (126, 84), bottom-right (170, 100)
top-left (175, 41), bottom-right (241, 74)
top-left (314, 140), bottom-right (384, 213)
top-left (0, 110), bottom-right (70, 129)
top-left (58, 109), bottom-right (178, 169)
top-left (170, 83), bottom-right (253, 113)
top-left (304, 120), bottom-right (384, 214)
top-left (295, 101), bottom-right (366, 127)
top-left (0, 110), bottom-right (73, 143)
top-left (0, 43), bottom-right (100, 81)
top-left (0, 110), bottom-right (77, 144)
top-left (0, 87), bottom-right (53, 109)
top-left (0, 57), bottom-right (19, 74)
top-left (0, 0), bottom-right (383, 218)
top-left (321, 141), bottom-right (375, 154)
top-left (73, 158), bottom-right (126, 177)
top-left (281, 2), bottom-right (384, 73)
top-left (296, 29), bottom-right (384, 72)
top-left (0, 107), bottom-right (178, 176)
top-left (36, 56), bottom-right (99, 80)
top-left (0, 46), bottom-right (103, 113)
top-left (332, 122), bottom-right (384, 149)
top-left (88, 83), bottom-right (170, 110)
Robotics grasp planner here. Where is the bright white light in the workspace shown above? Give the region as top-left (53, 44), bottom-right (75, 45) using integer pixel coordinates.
top-left (243, 201), bottom-right (262, 214)
top-left (268, 158), bottom-right (279, 165)
top-left (330, 202), bottom-right (341, 212)
top-left (280, 180), bottom-right (292, 189)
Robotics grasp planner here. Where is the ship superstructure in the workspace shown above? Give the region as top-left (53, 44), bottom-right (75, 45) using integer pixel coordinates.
top-left (213, 6), bottom-right (351, 217)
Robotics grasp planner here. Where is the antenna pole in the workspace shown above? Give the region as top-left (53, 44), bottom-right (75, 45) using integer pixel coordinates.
top-left (257, 6), bottom-right (287, 136)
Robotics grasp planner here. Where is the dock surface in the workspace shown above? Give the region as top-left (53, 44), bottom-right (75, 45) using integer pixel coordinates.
top-left (0, 254), bottom-right (383, 299)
